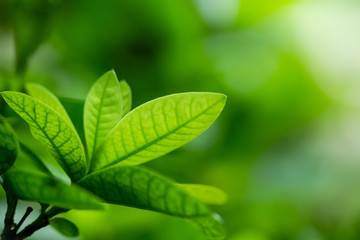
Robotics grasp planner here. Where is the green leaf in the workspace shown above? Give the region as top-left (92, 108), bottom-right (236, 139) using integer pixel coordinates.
top-left (17, 141), bottom-right (51, 175)
top-left (50, 218), bottom-right (79, 237)
top-left (26, 83), bottom-right (74, 128)
top-left (84, 70), bottom-right (123, 160)
top-left (1, 92), bottom-right (87, 181)
top-left (3, 170), bottom-right (103, 210)
top-left (91, 93), bottom-right (226, 172)
top-left (178, 184), bottom-right (228, 205)
top-left (79, 166), bottom-right (225, 239)
top-left (0, 118), bottom-right (19, 174)
top-left (119, 80), bottom-right (132, 117)
top-left (60, 97), bottom-right (86, 144)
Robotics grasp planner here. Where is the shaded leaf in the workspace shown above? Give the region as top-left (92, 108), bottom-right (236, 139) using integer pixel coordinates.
top-left (17, 141), bottom-right (51, 174)
top-left (91, 93), bottom-right (226, 172)
top-left (178, 184), bottom-right (228, 205)
top-left (79, 166), bottom-right (225, 239)
top-left (60, 97), bottom-right (85, 144)
top-left (119, 80), bottom-right (132, 117)
top-left (50, 218), bottom-right (79, 237)
top-left (84, 70), bottom-right (123, 160)
top-left (26, 83), bottom-right (74, 128)
top-left (3, 169), bottom-right (102, 210)
top-left (1, 92), bottom-right (87, 181)
top-left (0, 118), bottom-right (18, 174)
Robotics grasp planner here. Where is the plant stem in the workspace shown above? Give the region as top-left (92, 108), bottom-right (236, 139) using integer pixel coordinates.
top-left (12, 207), bottom-right (33, 234)
top-left (15, 207), bottom-right (68, 240)
top-left (1, 194), bottom-right (18, 240)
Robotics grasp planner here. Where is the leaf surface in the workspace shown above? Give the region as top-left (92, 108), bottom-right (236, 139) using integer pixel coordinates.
top-left (91, 93), bottom-right (226, 171)
top-left (60, 97), bottom-right (85, 144)
top-left (50, 218), bottom-right (79, 237)
top-left (119, 80), bottom-right (132, 117)
top-left (17, 141), bottom-right (51, 174)
top-left (1, 92), bottom-right (87, 181)
top-left (0, 118), bottom-right (18, 174)
top-left (26, 83), bottom-right (74, 128)
top-left (3, 170), bottom-right (102, 209)
top-left (79, 166), bottom-right (225, 239)
top-left (84, 70), bottom-right (123, 160)
top-left (178, 184), bottom-right (228, 205)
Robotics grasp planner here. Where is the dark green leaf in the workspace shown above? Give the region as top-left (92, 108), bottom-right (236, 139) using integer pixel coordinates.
top-left (17, 141), bottom-right (51, 174)
top-left (79, 166), bottom-right (225, 239)
top-left (0, 118), bottom-right (18, 174)
top-left (50, 218), bottom-right (79, 237)
top-left (60, 97), bottom-right (85, 144)
top-left (3, 169), bottom-right (102, 210)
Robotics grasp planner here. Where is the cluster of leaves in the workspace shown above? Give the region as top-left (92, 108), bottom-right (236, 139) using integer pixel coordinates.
top-left (0, 70), bottom-right (227, 239)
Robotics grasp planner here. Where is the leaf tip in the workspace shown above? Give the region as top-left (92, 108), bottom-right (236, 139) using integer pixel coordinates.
top-left (210, 92), bottom-right (227, 110)
top-left (104, 69), bottom-right (118, 79)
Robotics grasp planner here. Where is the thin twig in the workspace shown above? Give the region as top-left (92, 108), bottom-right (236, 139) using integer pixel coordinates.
top-left (15, 207), bottom-right (68, 240)
top-left (12, 207), bottom-right (33, 234)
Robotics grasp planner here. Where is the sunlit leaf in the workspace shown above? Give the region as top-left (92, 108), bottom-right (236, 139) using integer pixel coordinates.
top-left (79, 166), bottom-right (225, 239)
top-left (26, 83), bottom-right (74, 128)
top-left (119, 80), bottom-right (132, 117)
top-left (3, 170), bottom-right (102, 210)
top-left (50, 218), bottom-right (79, 237)
top-left (178, 184), bottom-right (228, 205)
top-left (91, 93), bottom-right (226, 172)
top-left (1, 92), bottom-right (87, 181)
top-left (0, 118), bottom-right (18, 174)
top-left (84, 70), bottom-right (123, 160)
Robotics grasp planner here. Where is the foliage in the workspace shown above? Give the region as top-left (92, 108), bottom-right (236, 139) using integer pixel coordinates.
top-left (0, 70), bottom-right (226, 239)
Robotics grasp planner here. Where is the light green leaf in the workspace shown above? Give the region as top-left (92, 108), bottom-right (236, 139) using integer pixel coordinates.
top-left (0, 118), bottom-right (19, 174)
top-left (50, 218), bottom-right (79, 237)
top-left (91, 93), bottom-right (226, 172)
top-left (26, 83), bottom-right (74, 128)
top-left (178, 184), bottom-right (228, 205)
top-left (119, 80), bottom-right (132, 117)
top-left (1, 92), bottom-right (87, 181)
top-left (3, 170), bottom-right (103, 210)
top-left (84, 70), bottom-right (123, 160)
top-left (79, 166), bottom-right (225, 239)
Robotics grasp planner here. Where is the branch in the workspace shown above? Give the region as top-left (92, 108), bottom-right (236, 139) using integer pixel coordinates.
top-left (12, 207), bottom-right (33, 234)
top-left (1, 194), bottom-right (18, 240)
top-left (15, 207), bottom-right (68, 240)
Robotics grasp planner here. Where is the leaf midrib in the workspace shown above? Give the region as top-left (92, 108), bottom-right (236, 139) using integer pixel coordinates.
top-left (27, 83), bottom-right (75, 130)
top-left (79, 166), bottom-right (216, 219)
top-left (90, 75), bottom-right (112, 160)
top-left (94, 96), bottom-right (224, 171)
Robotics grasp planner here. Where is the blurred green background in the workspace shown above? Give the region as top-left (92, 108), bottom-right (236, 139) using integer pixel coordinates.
top-left (2, 0), bottom-right (360, 239)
